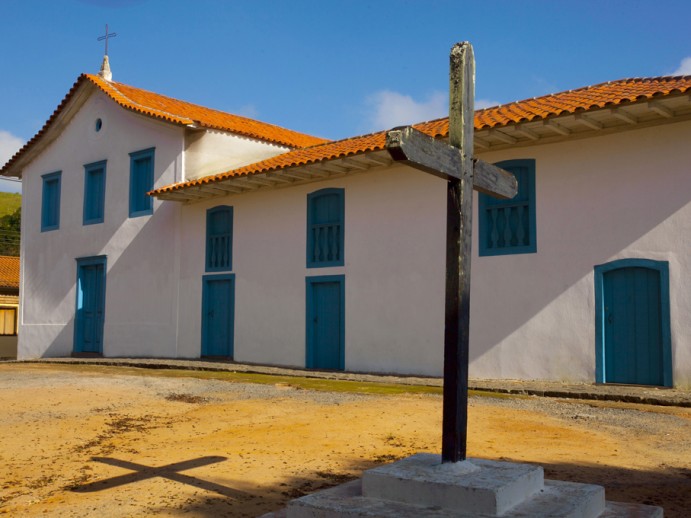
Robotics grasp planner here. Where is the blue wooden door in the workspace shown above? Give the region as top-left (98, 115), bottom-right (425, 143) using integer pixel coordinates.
top-left (307, 276), bottom-right (344, 370)
top-left (603, 267), bottom-right (663, 385)
top-left (202, 275), bottom-right (234, 358)
top-left (75, 257), bottom-right (106, 354)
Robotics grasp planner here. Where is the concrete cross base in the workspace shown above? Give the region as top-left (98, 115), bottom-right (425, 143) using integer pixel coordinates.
top-left (262, 454), bottom-right (663, 518)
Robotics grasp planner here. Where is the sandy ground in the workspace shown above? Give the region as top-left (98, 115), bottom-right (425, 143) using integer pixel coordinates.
top-left (0, 364), bottom-right (689, 517)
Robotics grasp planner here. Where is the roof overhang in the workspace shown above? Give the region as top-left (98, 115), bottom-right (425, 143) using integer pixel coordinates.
top-left (154, 150), bottom-right (394, 202)
top-left (474, 91), bottom-right (691, 151)
top-left (152, 91), bottom-right (691, 203)
top-left (1, 73), bottom-right (329, 178)
top-left (2, 81), bottom-right (96, 178)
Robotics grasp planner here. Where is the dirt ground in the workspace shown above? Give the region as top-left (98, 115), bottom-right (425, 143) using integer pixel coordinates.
top-left (0, 364), bottom-right (689, 517)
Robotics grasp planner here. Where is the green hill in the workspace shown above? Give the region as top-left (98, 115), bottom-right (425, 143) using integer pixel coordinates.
top-left (0, 193), bottom-right (21, 219)
top-left (0, 193), bottom-right (21, 256)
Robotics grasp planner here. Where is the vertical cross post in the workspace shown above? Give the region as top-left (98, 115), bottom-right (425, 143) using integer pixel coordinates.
top-left (441, 42), bottom-right (475, 463)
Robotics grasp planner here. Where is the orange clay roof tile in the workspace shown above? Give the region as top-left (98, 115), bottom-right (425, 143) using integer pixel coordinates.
top-left (156, 131), bottom-right (390, 192)
top-left (0, 74), bottom-right (329, 177)
top-left (152, 75), bottom-right (691, 196)
top-left (84, 74), bottom-right (329, 148)
top-left (473, 76), bottom-right (691, 127)
top-left (0, 256), bottom-right (19, 290)
top-left (4, 73), bottom-right (691, 186)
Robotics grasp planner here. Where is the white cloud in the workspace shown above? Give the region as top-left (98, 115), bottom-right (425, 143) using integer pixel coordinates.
top-left (235, 104), bottom-right (259, 119)
top-left (0, 131), bottom-right (24, 169)
top-left (0, 178), bottom-right (21, 194)
top-left (0, 131), bottom-right (24, 194)
top-left (365, 91), bottom-right (502, 131)
top-left (671, 57), bottom-right (691, 76)
top-left (366, 90), bottom-right (447, 131)
top-left (475, 99), bottom-right (501, 110)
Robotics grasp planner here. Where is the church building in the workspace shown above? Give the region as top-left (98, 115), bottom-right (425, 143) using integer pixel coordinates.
top-left (2, 57), bottom-right (690, 388)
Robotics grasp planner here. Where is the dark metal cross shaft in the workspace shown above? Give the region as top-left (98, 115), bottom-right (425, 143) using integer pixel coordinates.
top-left (386, 42), bottom-right (517, 463)
top-left (98, 24), bottom-right (117, 56)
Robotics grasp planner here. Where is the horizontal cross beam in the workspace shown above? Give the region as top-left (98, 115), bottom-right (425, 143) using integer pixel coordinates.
top-left (385, 126), bottom-right (518, 200)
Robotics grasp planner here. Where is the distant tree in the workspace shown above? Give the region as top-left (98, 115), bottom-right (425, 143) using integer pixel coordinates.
top-left (0, 207), bottom-right (20, 256)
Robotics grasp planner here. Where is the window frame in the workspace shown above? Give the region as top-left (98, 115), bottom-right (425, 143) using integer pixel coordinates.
top-left (306, 188), bottom-right (345, 268)
top-left (83, 160), bottom-right (107, 225)
top-left (0, 307), bottom-right (17, 336)
top-left (129, 147), bottom-right (155, 218)
top-left (478, 159), bottom-right (536, 257)
top-left (41, 171), bottom-right (62, 232)
top-left (205, 205), bottom-right (234, 273)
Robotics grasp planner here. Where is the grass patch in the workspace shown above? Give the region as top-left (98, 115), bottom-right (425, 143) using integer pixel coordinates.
top-left (8, 362), bottom-right (521, 399)
top-left (0, 192), bottom-right (20, 219)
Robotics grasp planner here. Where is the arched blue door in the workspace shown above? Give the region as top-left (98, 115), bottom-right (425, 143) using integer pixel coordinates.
top-left (595, 259), bottom-right (672, 387)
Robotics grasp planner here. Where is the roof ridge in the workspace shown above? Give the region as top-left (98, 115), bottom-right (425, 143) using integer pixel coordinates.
top-left (0, 74), bottom-right (86, 176)
top-left (84, 73), bottom-right (329, 146)
top-left (86, 74), bottom-right (195, 124)
top-left (5, 74), bottom-right (691, 181)
top-left (473, 75), bottom-right (691, 115)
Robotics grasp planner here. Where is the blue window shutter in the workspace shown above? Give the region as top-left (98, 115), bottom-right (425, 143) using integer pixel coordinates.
top-left (129, 148), bottom-right (155, 217)
top-left (41, 171), bottom-right (61, 232)
top-left (83, 160), bottom-right (106, 225)
top-left (307, 188), bottom-right (344, 268)
top-left (478, 159), bottom-right (536, 256)
top-left (206, 206), bottom-right (233, 272)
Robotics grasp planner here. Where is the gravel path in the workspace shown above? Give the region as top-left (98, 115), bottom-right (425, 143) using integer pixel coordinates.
top-left (12, 357), bottom-right (690, 407)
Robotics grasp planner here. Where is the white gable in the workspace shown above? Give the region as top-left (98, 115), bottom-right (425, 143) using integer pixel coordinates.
top-left (184, 129), bottom-right (289, 181)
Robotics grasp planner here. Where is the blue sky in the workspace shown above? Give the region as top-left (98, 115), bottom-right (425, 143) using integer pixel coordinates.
top-left (1, 0), bottom-right (690, 193)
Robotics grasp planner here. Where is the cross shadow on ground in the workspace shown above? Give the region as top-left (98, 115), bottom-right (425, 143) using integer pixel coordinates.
top-left (71, 455), bottom-right (250, 500)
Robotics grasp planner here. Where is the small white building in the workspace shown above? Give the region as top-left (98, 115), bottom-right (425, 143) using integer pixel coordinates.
top-left (0, 255), bottom-right (20, 358)
top-left (3, 63), bottom-right (690, 388)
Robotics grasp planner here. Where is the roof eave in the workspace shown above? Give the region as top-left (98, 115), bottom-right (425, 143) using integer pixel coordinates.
top-left (153, 149), bottom-right (394, 203)
top-left (474, 91), bottom-right (691, 153)
top-left (1, 78), bottom-right (95, 178)
top-left (152, 90), bottom-right (691, 202)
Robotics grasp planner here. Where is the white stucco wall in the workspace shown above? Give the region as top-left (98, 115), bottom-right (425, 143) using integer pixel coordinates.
top-left (472, 120), bottom-right (691, 387)
top-left (184, 130), bottom-right (289, 180)
top-left (174, 119), bottom-right (690, 385)
top-left (18, 90), bottom-right (183, 359)
top-left (17, 88), bottom-right (690, 387)
top-left (176, 166), bottom-right (448, 375)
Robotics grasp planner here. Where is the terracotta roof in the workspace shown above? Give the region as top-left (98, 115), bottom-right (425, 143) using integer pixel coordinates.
top-left (151, 75), bottom-right (691, 196)
top-left (0, 255), bottom-right (19, 290)
top-left (84, 74), bottom-right (329, 147)
top-left (0, 74), bottom-right (328, 177)
top-left (474, 75), bottom-right (691, 129)
top-left (152, 132), bottom-right (389, 194)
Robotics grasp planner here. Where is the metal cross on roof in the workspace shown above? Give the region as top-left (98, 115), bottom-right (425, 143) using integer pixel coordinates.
top-left (385, 42), bottom-right (518, 463)
top-left (97, 24), bottom-right (117, 56)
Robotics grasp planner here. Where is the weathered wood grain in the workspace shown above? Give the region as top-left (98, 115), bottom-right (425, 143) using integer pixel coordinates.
top-left (385, 126), bottom-right (517, 199)
top-left (441, 41), bottom-right (476, 463)
top-left (472, 159), bottom-right (517, 199)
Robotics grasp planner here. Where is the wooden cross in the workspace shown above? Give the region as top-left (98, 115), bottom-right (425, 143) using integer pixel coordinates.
top-left (97, 24), bottom-right (117, 56)
top-left (386, 42), bottom-right (517, 463)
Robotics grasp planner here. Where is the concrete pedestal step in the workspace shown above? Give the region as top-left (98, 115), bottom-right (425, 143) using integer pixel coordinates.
top-left (284, 479), bottom-right (661, 518)
top-left (262, 454), bottom-right (663, 518)
top-left (362, 456), bottom-right (545, 515)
